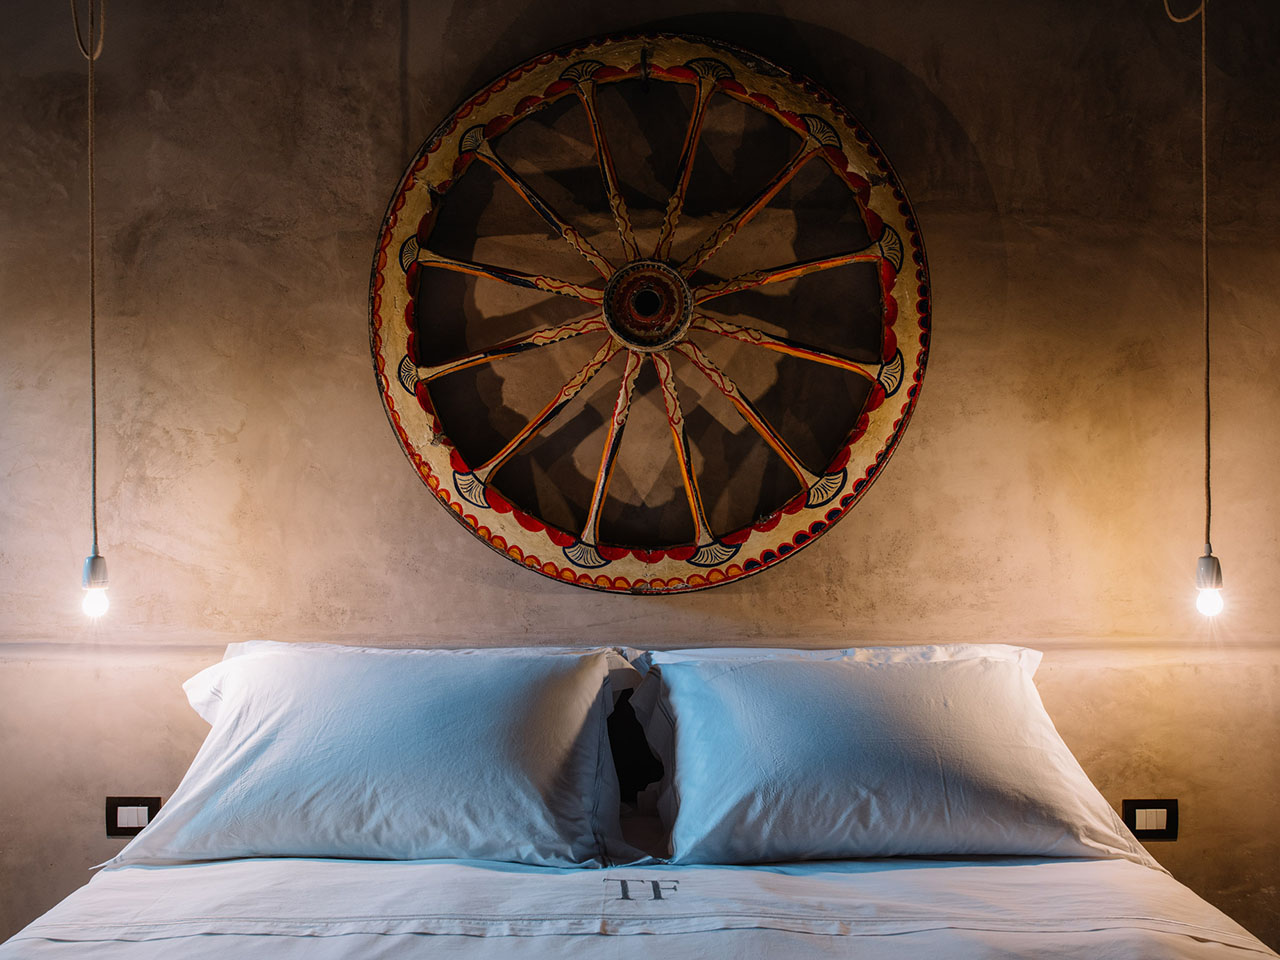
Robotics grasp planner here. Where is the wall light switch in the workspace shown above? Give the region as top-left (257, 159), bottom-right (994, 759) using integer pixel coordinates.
top-left (1136, 807), bottom-right (1167, 831)
top-left (116, 806), bottom-right (146, 829)
top-left (1122, 798), bottom-right (1178, 841)
top-left (106, 797), bottom-right (161, 838)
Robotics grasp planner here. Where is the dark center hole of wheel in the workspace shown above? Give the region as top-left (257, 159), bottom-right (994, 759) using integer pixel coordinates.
top-left (632, 289), bottom-right (662, 318)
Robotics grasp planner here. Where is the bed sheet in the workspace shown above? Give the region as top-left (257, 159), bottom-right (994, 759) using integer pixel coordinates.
top-left (2, 856), bottom-right (1274, 958)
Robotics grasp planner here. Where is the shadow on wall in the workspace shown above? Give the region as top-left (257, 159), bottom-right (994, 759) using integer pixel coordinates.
top-left (410, 4), bottom-right (1011, 329)
top-left (410, 5), bottom-right (1002, 229)
top-left (388, 4), bottom-right (1012, 605)
top-left (630, 11), bottom-right (1001, 225)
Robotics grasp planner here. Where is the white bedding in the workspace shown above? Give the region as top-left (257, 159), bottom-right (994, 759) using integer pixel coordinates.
top-left (3, 856), bottom-right (1274, 958)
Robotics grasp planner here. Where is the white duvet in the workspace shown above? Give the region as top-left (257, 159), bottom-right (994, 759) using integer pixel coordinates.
top-left (3, 856), bottom-right (1274, 958)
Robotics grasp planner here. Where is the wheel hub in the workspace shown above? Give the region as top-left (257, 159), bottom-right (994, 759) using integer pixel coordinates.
top-left (602, 260), bottom-right (693, 351)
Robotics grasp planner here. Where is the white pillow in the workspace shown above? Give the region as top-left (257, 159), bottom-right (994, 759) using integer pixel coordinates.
top-left (651, 656), bottom-right (1157, 868)
top-left (629, 644), bottom-right (1043, 806)
top-left (107, 644), bottom-right (635, 868)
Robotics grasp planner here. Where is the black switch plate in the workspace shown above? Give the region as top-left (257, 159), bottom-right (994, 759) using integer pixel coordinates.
top-left (1122, 798), bottom-right (1178, 841)
top-left (105, 796), bottom-right (161, 838)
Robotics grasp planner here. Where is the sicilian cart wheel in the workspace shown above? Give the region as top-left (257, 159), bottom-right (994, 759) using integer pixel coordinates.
top-left (370, 34), bottom-right (930, 593)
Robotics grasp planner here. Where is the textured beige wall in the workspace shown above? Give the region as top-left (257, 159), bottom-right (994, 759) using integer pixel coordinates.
top-left (2, 0), bottom-right (1279, 948)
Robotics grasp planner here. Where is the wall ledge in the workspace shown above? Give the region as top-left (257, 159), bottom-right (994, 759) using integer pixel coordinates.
top-left (1, 634), bottom-right (1275, 662)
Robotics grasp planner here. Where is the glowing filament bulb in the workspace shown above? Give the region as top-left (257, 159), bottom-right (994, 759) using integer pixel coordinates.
top-left (82, 586), bottom-right (109, 618)
top-left (82, 553), bottom-right (109, 618)
top-left (1195, 587), bottom-right (1223, 617)
top-left (1194, 547), bottom-right (1223, 618)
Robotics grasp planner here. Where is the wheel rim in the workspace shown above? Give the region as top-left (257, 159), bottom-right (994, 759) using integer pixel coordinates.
top-left (370, 34), bottom-right (931, 594)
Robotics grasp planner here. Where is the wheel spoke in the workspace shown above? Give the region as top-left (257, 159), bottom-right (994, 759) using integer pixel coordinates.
top-left (579, 350), bottom-right (644, 545)
top-left (673, 340), bottom-right (817, 489)
top-left (693, 248), bottom-right (882, 303)
top-left (690, 315), bottom-right (878, 383)
top-left (474, 143), bottom-right (615, 278)
top-left (678, 143), bottom-right (820, 278)
top-left (651, 352), bottom-right (716, 546)
top-left (654, 75), bottom-right (717, 262)
top-left (417, 315), bottom-right (607, 382)
top-left (413, 244), bottom-right (604, 303)
top-left (573, 80), bottom-right (640, 261)
top-left (472, 337), bottom-right (621, 483)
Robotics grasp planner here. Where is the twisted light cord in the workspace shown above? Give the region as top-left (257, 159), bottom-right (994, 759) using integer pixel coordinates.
top-left (72, 0), bottom-right (105, 554)
top-left (1163, 0), bottom-right (1211, 549)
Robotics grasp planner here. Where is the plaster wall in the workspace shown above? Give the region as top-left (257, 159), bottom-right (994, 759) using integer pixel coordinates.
top-left (2, 0), bottom-right (1278, 947)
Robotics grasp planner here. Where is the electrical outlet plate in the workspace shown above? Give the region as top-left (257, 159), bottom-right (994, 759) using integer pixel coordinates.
top-left (1122, 798), bottom-right (1178, 841)
top-left (105, 796), bottom-right (161, 838)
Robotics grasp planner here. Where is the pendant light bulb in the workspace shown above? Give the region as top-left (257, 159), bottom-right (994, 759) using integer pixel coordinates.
top-left (74, 1), bottom-right (111, 623)
top-left (1194, 546), bottom-right (1223, 617)
top-left (82, 587), bottom-right (109, 618)
top-left (1164, 1), bottom-right (1224, 621)
top-left (82, 552), bottom-right (109, 618)
top-left (1195, 587), bottom-right (1223, 617)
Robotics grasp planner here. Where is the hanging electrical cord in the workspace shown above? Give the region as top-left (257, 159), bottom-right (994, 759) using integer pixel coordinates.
top-left (73, 0), bottom-right (110, 618)
top-left (1163, 0), bottom-right (1222, 616)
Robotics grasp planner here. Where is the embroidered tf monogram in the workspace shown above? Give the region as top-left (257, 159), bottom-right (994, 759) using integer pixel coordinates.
top-left (605, 878), bottom-right (680, 901)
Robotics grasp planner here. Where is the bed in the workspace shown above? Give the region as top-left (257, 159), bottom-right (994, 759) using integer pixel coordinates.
top-left (2, 641), bottom-right (1274, 959)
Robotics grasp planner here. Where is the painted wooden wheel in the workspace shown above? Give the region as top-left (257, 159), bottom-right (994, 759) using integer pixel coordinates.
top-left (370, 34), bottom-right (930, 593)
